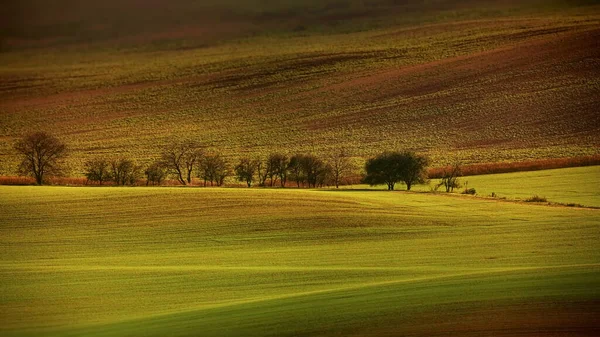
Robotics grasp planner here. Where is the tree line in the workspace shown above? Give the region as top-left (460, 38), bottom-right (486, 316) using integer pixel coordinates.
top-left (12, 131), bottom-right (437, 191)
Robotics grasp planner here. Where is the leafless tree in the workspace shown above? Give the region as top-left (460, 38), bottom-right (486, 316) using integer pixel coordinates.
top-left (145, 161), bottom-right (167, 186)
top-left (267, 153), bottom-right (289, 187)
top-left (14, 131), bottom-right (68, 185)
top-left (162, 140), bottom-right (203, 185)
top-left (300, 154), bottom-right (328, 188)
top-left (327, 148), bottom-right (354, 188)
top-left (438, 162), bottom-right (462, 192)
top-left (235, 158), bottom-right (258, 187)
top-left (84, 158), bottom-right (111, 185)
top-left (110, 158), bottom-right (141, 186)
top-left (199, 153), bottom-right (230, 187)
top-left (256, 157), bottom-right (269, 187)
top-left (288, 154), bottom-right (306, 188)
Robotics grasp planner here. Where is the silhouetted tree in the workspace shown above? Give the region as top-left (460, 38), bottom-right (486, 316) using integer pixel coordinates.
top-left (301, 154), bottom-right (328, 188)
top-left (267, 153), bottom-right (289, 187)
top-left (84, 158), bottom-right (111, 185)
top-left (363, 152), bottom-right (403, 190)
top-left (288, 154), bottom-right (306, 188)
top-left (145, 161), bottom-right (167, 186)
top-left (316, 163), bottom-right (333, 188)
top-left (327, 148), bottom-right (354, 188)
top-left (14, 131), bottom-right (68, 185)
top-left (235, 157), bottom-right (258, 187)
top-left (111, 158), bottom-right (141, 186)
top-left (363, 151), bottom-right (429, 191)
top-left (256, 157), bottom-right (269, 187)
top-left (162, 140), bottom-right (203, 185)
top-left (399, 151), bottom-right (429, 191)
top-left (199, 153), bottom-right (230, 187)
top-left (438, 162), bottom-right (462, 192)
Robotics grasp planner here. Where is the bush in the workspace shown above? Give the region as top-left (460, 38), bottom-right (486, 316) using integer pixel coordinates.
top-left (462, 188), bottom-right (476, 195)
top-left (525, 195), bottom-right (547, 203)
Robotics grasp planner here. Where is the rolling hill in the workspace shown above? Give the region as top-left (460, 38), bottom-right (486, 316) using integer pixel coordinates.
top-left (1, 167), bottom-right (599, 336)
top-left (1, 0), bottom-right (599, 176)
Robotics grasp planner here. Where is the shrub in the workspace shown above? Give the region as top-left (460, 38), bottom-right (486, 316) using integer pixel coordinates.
top-left (462, 188), bottom-right (476, 195)
top-left (525, 195), bottom-right (547, 203)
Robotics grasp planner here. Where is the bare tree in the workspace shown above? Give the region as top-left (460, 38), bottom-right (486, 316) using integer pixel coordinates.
top-left (111, 158), bottom-right (141, 186)
top-left (438, 162), bottom-right (462, 192)
top-left (327, 148), bottom-right (354, 188)
top-left (14, 131), bottom-right (68, 185)
top-left (256, 157), bottom-right (269, 187)
top-left (235, 158), bottom-right (258, 187)
top-left (145, 161), bottom-right (167, 186)
top-left (267, 153), bottom-right (289, 187)
top-left (301, 154), bottom-right (328, 188)
top-left (84, 158), bottom-right (111, 185)
top-left (162, 140), bottom-right (203, 185)
top-left (316, 163), bottom-right (333, 188)
top-left (199, 153), bottom-right (230, 187)
top-left (288, 154), bottom-right (306, 188)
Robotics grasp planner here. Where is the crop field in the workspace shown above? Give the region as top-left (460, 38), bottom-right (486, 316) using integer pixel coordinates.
top-left (1, 1), bottom-right (600, 175)
top-left (1, 167), bottom-right (599, 336)
top-left (456, 166), bottom-right (600, 207)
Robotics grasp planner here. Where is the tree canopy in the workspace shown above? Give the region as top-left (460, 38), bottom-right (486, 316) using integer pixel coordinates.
top-left (14, 131), bottom-right (68, 185)
top-left (363, 151), bottom-right (429, 190)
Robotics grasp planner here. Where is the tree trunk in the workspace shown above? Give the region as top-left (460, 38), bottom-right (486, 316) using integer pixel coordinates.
top-left (177, 169), bottom-right (186, 185)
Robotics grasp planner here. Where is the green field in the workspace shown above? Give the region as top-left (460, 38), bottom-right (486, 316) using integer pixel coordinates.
top-left (457, 166), bottom-right (600, 207)
top-left (1, 168), bottom-right (599, 336)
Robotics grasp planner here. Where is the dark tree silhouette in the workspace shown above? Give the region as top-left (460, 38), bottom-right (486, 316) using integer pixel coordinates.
top-left (288, 154), bottom-right (306, 188)
top-left (199, 153), bottom-right (230, 187)
top-left (256, 157), bottom-right (269, 187)
top-left (438, 162), bottom-right (462, 192)
top-left (267, 153), bottom-right (289, 187)
top-left (162, 140), bottom-right (203, 185)
top-left (363, 152), bottom-right (403, 190)
top-left (301, 154), bottom-right (328, 188)
top-left (110, 158), bottom-right (141, 186)
top-left (84, 158), bottom-right (111, 185)
top-left (327, 148), bottom-right (354, 188)
top-left (399, 151), bottom-right (429, 191)
top-left (14, 131), bottom-right (67, 185)
top-left (145, 161), bottom-right (167, 186)
top-left (235, 157), bottom-right (258, 187)
top-left (363, 151), bottom-right (429, 191)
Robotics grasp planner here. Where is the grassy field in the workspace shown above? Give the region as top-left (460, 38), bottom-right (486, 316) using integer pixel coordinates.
top-left (1, 1), bottom-right (599, 175)
top-left (1, 168), bottom-right (599, 336)
top-left (457, 166), bottom-right (600, 207)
